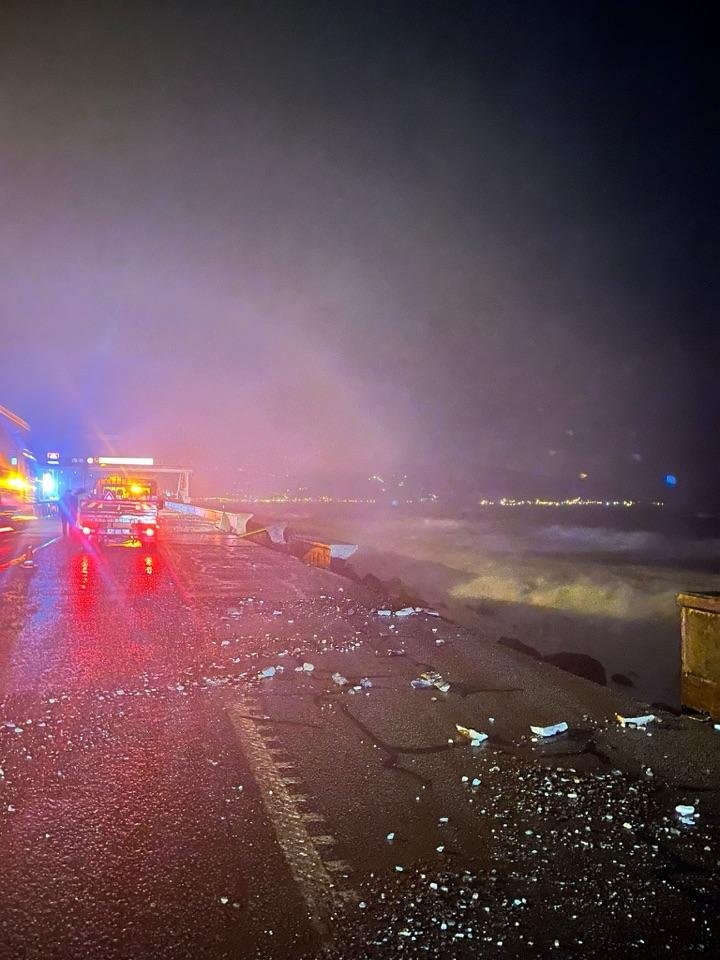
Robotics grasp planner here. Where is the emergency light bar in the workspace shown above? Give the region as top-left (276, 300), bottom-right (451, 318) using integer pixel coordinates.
top-left (97, 457), bottom-right (155, 466)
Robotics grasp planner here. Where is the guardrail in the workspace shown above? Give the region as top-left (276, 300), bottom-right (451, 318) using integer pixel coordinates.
top-left (287, 535), bottom-right (358, 562)
top-left (164, 500), bottom-right (253, 535)
top-left (164, 501), bottom-right (358, 569)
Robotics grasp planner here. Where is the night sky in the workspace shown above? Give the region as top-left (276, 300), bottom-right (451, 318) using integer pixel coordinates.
top-left (1, 1), bottom-right (716, 500)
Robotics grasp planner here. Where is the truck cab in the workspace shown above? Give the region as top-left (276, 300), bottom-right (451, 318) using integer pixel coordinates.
top-left (77, 475), bottom-right (160, 546)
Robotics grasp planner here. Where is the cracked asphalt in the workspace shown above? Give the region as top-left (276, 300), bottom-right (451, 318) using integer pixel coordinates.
top-left (1, 513), bottom-right (719, 959)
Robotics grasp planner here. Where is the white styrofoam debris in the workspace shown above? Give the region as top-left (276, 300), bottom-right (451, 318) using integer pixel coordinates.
top-left (615, 713), bottom-right (655, 727)
top-left (675, 804), bottom-right (697, 826)
top-left (455, 724), bottom-right (489, 745)
top-left (530, 721), bottom-right (568, 737)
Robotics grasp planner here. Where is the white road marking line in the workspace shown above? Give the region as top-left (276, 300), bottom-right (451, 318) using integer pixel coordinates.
top-left (228, 701), bottom-right (349, 950)
top-left (35, 535), bottom-right (61, 552)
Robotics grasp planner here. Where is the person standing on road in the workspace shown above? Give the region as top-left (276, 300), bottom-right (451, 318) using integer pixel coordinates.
top-left (58, 489), bottom-right (79, 537)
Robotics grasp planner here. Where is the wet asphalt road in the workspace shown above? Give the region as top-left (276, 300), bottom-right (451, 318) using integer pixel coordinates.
top-left (1, 514), bottom-right (719, 959)
top-left (0, 517), bottom-right (58, 570)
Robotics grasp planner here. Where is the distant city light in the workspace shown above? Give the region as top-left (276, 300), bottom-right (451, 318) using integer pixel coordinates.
top-left (477, 497), bottom-right (649, 509)
top-left (97, 456), bottom-right (154, 466)
top-left (46, 451), bottom-right (60, 461)
top-left (664, 474), bottom-right (677, 486)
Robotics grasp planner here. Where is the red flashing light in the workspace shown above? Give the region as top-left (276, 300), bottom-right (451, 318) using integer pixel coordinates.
top-left (144, 527), bottom-right (155, 537)
top-left (81, 526), bottom-right (91, 535)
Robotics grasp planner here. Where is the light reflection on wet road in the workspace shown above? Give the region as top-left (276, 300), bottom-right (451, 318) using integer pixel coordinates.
top-left (0, 522), bottom-right (320, 960)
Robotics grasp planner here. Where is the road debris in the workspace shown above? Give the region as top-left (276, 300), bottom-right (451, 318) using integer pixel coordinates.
top-left (530, 721), bottom-right (568, 737)
top-left (675, 804), bottom-right (697, 826)
top-left (420, 670), bottom-right (451, 694)
top-left (376, 606), bottom-right (439, 619)
top-left (455, 724), bottom-right (488, 746)
top-left (5, 515), bottom-right (720, 960)
top-left (615, 713), bottom-right (655, 728)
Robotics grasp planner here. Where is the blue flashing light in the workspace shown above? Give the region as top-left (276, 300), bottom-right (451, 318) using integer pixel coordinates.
top-left (664, 474), bottom-right (677, 487)
top-left (41, 472), bottom-right (57, 497)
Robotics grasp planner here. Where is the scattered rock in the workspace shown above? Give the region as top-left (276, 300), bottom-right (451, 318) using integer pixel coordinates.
top-left (498, 636), bottom-right (542, 659)
top-left (544, 651), bottom-right (607, 686)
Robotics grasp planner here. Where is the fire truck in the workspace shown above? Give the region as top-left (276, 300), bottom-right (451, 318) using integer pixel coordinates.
top-left (76, 474), bottom-right (161, 546)
top-left (0, 404), bottom-right (33, 522)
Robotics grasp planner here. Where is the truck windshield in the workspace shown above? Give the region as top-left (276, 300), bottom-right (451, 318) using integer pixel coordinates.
top-left (82, 500), bottom-right (154, 515)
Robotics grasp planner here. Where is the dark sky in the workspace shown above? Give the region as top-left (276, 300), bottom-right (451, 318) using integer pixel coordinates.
top-left (1, 1), bottom-right (716, 497)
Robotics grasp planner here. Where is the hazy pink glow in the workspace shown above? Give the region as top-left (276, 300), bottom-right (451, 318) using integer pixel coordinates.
top-left (0, 2), bottom-right (714, 502)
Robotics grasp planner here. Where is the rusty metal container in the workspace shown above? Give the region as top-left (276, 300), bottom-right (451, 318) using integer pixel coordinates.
top-left (678, 591), bottom-right (720, 717)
